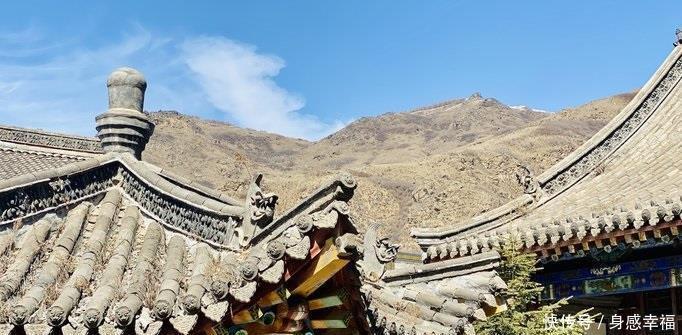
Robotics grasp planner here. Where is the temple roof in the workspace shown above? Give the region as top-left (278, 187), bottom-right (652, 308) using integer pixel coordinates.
top-left (0, 185), bottom-right (358, 334)
top-left (0, 65), bottom-right (506, 334)
top-left (0, 68), bottom-right (369, 334)
top-left (412, 43), bottom-right (682, 262)
top-left (0, 142), bottom-right (500, 335)
top-left (364, 252), bottom-right (505, 335)
top-left (0, 125), bottom-right (103, 180)
top-left (0, 144), bottom-right (361, 334)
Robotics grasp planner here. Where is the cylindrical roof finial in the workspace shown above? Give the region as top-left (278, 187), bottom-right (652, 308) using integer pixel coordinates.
top-left (96, 67), bottom-right (154, 159)
top-left (107, 67), bottom-right (147, 112)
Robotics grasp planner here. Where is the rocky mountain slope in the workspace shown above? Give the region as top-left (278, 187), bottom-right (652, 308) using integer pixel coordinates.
top-left (143, 91), bottom-right (635, 244)
top-left (299, 93), bottom-right (545, 168)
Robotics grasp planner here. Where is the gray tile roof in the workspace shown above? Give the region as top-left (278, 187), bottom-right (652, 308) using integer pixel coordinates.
top-left (0, 146), bottom-right (88, 180)
top-left (0, 175), bottom-right (358, 334)
top-left (364, 252), bottom-right (505, 335)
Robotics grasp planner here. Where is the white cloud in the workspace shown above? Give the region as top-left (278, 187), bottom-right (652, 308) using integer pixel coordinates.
top-left (181, 37), bottom-right (338, 140)
top-left (0, 27), bottom-right (341, 140)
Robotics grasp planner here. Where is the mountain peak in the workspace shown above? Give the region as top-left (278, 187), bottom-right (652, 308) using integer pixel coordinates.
top-left (468, 92), bottom-right (483, 100)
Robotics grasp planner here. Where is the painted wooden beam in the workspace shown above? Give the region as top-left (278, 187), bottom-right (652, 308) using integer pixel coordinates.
top-left (289, 239), bottom-right (350, 297)
top-left (308, 288), bottom-right (350, 311)
top-left (257, 286), bottom-right (291, 308)
top-left (310, 310), bottom-right (352, 329)
top-left (276, 303), bottom-right (309, 321)
top-left (232, 305), bottom-right (263, 325)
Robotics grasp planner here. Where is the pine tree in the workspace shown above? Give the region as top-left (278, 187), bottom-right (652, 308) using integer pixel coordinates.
top-left (475, 234), bottom-right (593, 335)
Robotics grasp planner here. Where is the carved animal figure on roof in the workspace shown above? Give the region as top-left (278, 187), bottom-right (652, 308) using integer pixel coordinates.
top-left (515, 164), bottom-right (539, 195)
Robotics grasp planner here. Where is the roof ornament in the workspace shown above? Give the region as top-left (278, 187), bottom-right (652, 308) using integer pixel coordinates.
top-left (247, 174), bottom-right (278, 227)
top-left (355, 225), bottom-right (400, 282)
top-left (96, 67), bottom-right (155, 159)
top-left (675, 28), bottom-right (682, 47)
top-left (515, 164), bottom-right (540, 196)
top-left (237, 173), bottom-right (278, 246)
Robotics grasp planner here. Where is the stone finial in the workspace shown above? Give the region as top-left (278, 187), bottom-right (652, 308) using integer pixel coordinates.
top-left (675, 28), bottom-right (682, 47)
top-left (107, 67), bottom-right (147, 111)
top-left (96, 67), bottom-right (154, 158)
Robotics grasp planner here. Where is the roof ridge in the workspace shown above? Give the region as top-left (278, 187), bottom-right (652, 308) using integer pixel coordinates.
top-left (117, 154), bottom-right (245, 217)
top-left (0, 124), bottom-right (103, 154)
top-left (137, 160), bottom-right (242, 206)
top-left (0, 145), bottom-right (90, 161)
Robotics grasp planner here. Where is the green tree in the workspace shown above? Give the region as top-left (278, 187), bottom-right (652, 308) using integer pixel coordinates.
top-left (475, 234), bottom-right (593, 335)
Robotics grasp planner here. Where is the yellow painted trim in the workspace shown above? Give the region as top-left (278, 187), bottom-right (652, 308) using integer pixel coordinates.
top-left (290, 239), bottom-right (350, 297)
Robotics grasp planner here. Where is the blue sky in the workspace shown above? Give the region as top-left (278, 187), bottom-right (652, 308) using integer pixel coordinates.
top-left (0, 1), bottom-right (679, 140)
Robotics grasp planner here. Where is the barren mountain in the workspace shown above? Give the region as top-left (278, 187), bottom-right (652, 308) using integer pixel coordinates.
top-left (143, 91), bottom-right (635, 244)
top-left (300, 93), bottom-right (545, 169)
top-left (144, 111), bottom-right (307, 195)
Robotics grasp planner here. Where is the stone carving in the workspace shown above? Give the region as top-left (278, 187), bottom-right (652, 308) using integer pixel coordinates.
top-left (542, 57), bottom-right (682, 195)
top-left (0, 163), bottom-right (117, 223)
top-left (266, 240), bottom-right (286, 260)
top-left (375, 237), bottom-right (400, 263)
top-left (248, 171), bottom-right (356, 245)
top-left (515, 165), bottom-right (539, 195)
top-left (281, 225), bottom-right (311, 260)
top-left (260, 260), bottom-right (284, 284)
top-left (339, 171), bottom-right (357, 189)
top-left (240, 257), bottom-right (260, 281)
top-left (0, 126), bottom-right (103, 153)
top-left (0, 158), bottom-right (331, 312)
top-left (202, 301), bottom-right (230, 323)
top-left (210, 252), bottom-right (243, 303)
top-left (120, 168), bottom-right (242, 248)
top-left (675, 28), bottom-right (682, 47)
top-left (293, 200), bottom-right (350, 232)
top-left (286, 235), bottom-right (311, 260)
top-left (229, 280), bottom-right (258, 303)
top-left (247, 174), bottom-right (278, 227)
top-left (335, 233), bottom-right (362, 258)
top-left (205, 191), bottom-right (354, 304)
top-left (237, 174), bottom-right (278, 247)
top-left (170, 314), bottom-right (198, 335)
top-left (357, 225), bottom-right (400, 282)
top-left (295, 215), bottom-right (314, 234)
top-left (48, 178), bottom-right (70, 193)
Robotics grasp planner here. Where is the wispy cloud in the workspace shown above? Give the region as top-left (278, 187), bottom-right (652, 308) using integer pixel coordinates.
top-left (0, 26), bottom-right (341, 140)
top-left (181, 37), bottom-right (341, 139)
